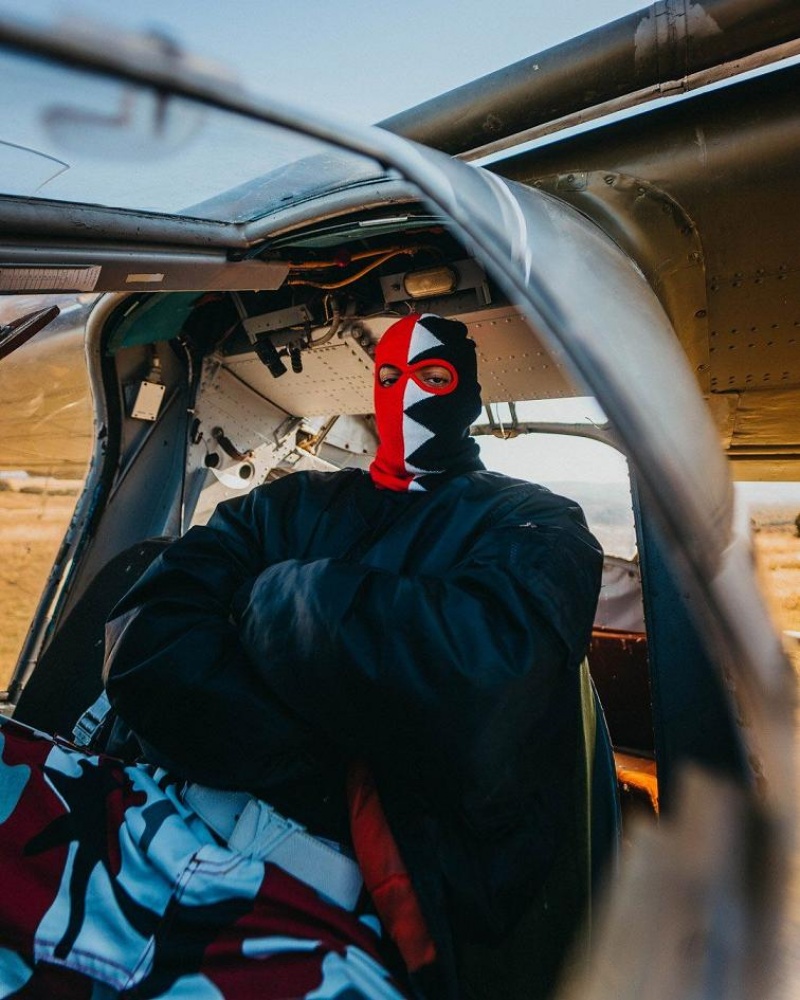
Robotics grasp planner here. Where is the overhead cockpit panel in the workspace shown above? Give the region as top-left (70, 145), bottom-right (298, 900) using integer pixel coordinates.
top-left (222, 306), bottom-right (578, 416)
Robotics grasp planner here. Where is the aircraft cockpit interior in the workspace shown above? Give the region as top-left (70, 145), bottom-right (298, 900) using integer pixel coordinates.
top-left (1, 208), bottom-right (657, 994)
top-left (0, 200), bottom-right (682, 846)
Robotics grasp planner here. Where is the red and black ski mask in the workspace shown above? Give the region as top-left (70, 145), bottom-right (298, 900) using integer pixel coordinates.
top-left (370, 313), bottom-right (484, 492)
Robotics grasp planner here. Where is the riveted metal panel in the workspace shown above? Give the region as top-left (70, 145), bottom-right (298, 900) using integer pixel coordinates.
top-left (465, 306), bottom-right (577, 402)
top-left (222, 306), bottom-right (578, 417)
top-left (707, 269), bottom-right (800, 392)
top-left (532, 173), bottom-right (710, 389)
top-left (225, 339), bottom-right (375, 416)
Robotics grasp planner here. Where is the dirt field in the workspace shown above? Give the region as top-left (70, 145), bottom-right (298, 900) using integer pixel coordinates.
top-left (753, 523), bottom-right (800, 635)
top-left (0, 487), bottom-right (79, 691)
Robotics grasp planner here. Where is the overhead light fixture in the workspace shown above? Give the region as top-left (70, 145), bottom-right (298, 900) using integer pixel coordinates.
top-left (403, 265), bottom-right (458, 299)
top-left (381, 258), bottom-right (489, 305)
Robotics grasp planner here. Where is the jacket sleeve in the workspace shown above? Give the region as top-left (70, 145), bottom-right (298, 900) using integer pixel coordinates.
top-left (103, 482), bottom-right (330, 790)
top-left (238, 499), bottom-right (603, 820)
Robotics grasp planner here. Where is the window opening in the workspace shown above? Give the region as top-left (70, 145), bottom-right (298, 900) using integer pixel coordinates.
top-left (477, 399), bottom-right (637, 562)
top-left (0, 294), bottom-right (93, 693)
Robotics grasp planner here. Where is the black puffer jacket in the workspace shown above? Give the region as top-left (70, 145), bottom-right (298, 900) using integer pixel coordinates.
top-left (104, 468), bottom-right (603, 995)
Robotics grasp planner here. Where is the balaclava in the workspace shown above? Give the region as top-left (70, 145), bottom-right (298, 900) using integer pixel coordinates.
top-left (370, 313), bottom-right (484, 491)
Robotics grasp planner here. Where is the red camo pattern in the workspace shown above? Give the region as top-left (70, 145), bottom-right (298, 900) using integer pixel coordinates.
top-left (0, 718), bottom-right (409, 999)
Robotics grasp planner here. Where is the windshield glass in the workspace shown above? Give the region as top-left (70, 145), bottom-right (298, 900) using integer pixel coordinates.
top-left (0, 48), bottom-right (383, 223)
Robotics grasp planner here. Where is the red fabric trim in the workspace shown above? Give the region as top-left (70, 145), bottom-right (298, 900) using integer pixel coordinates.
top-left (347, 760), bottom-right (437, 973)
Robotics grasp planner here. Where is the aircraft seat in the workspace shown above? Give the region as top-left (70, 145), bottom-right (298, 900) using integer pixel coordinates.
top-left (12, 538), bottom-right (173, 737)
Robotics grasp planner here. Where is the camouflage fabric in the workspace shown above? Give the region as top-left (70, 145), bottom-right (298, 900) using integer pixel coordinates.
top-left (0, 717), bottom-right (408, 999)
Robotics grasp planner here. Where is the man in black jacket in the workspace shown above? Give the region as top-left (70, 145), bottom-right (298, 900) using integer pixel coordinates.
top-left (105, 312), bottom-right (605, 996)
top-left (0, 314), bottom-right (604, 999)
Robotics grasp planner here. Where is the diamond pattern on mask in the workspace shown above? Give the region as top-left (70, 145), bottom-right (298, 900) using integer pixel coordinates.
top-left (407, 320), bottom-right (445, 363)
top-left (402, 414), bottom-right (435, 466)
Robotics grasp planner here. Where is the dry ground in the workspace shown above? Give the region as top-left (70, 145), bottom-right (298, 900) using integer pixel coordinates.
top-left (753, 524), bottom-right (800, 635)
top-left (0, 488), bottom-right (78, 690)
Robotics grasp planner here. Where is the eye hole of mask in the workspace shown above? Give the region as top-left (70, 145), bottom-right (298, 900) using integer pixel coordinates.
top-left (378, 363), bottom-right (454, 389)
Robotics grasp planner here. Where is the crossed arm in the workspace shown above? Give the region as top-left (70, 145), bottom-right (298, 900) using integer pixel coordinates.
top-left (104, 479), bottom-right (602, 816)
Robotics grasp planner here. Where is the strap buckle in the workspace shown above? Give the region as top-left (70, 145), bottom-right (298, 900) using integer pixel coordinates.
top-left (228, 797), bottom-right (301, 857)
top-left (182, 782), bottom-right (364, 911)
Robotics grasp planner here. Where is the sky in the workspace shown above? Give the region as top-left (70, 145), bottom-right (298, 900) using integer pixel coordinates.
top-left (0, 0), bottom-right (646, 123)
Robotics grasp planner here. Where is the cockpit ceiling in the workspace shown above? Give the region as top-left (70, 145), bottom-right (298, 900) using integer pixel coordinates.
top-left (224, 306), bottom-right (578, 415)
